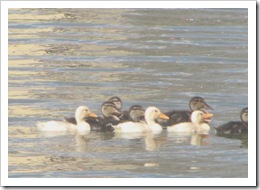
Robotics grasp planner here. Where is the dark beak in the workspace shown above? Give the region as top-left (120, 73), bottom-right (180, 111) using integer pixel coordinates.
top-left (202, 101), bottom-right (214, 110)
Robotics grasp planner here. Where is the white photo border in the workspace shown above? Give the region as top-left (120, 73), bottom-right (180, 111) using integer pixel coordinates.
top-left (1, 1), bottom-right (256, 187)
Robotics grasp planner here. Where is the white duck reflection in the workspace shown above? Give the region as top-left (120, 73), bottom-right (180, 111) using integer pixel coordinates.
top-left (190, 133), bottom-right (210, 146)
top-left (36, 106), bottom-right (97, 133)
top-left (112, 106), bottom-right (169, 134)
top-left (167, 131), bottom-right (210, 146)
top-left (114, 131), bottom-right (168, 151)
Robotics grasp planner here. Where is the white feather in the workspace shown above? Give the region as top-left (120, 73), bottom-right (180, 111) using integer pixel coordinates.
top-left (112, 106), bottom-right (168, 134)
top-left (36, 106), bottom-right (94, 132)
top-left (167, 110), bottom-right (211, 133)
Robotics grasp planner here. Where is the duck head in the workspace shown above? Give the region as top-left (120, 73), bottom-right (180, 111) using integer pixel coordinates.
top-left (75, 106), bottom-right (98, 124)
top-left (107, 96), bottom-right (122, 110)
top-left (189, 96), bottom-right (214, 111)
top-left (101, 101), bottom-right (122, 119)
top-left (240, 107), bottom-right (248, 127)
top-left (191, 110), bottom-right (214, 125)
top-left (129, 105), bottom-right (145, 122)
top-left (145, 106), bottom-right (169, 125)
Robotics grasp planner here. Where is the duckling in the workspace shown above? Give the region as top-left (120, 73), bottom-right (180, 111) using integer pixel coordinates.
top-left (215, 107), bottom-right (248, 134)
top-left (96, 103), bottom-right (145, 129)
top-left (37, 106), bottom-right (98, 132)
top-left (76, 101), bottom-right (122, 132)
top-left (129, 105), bottom-right (145, 122)
top-left (107, 96), bottom-right (122, 110)
top-left (167, 110), bottom-right (213, 133)
top-left (159, 96), bottom-right (213, 127)
top-left (107, 96), bottom-right (131, 120)
top-left (108, 104), bottom-right (145, 123)
top-left (112, 106), bottom-right (169, 133)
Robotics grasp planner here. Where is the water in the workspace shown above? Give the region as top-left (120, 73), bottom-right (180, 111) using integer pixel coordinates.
top-left (8, 8), bottom-right (248, 178)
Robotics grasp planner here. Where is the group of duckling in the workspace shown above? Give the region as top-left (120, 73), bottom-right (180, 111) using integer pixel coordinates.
top-left (36, 96), bottom-right (248, 135)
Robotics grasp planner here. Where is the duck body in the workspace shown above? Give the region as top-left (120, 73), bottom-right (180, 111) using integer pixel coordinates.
top-left (36, 106), bottom-right (97, 133)
top-left (113, 121), bottom-right (147, 133)
top-left (167, 110), bottom-right (213, 133)
top-left (159, 96), bottom-right (213, 128)
top-left (215, 121), bottom-right (247, 134)
top-left (112, 106), bottom-right (169, 134)
top-left (167, 122), bottom-right (195, 133)
top-left (167, 122), bottom-right (210, 133)
top-left (64, 116), bottom-right (115, 132)
top-left (37, 120), bottom-right (86, 132)
top-left (164, 110), bottom-right (191, 126)
top-left (85, 116), bottom-right (116, 132)
top-left (215, 107), bottom-right (248, 135)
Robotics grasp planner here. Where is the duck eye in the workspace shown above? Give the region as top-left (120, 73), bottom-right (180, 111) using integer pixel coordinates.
top-left (85, 109), bottom-right (89, 112)
top-left (154, 110), bottom-right (158, 113)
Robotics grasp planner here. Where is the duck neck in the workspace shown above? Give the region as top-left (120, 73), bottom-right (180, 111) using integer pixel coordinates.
top-left (145, 115), bottom-right (162, 132)
top-left (145, 114), bottom-right (156, 126)
top-left (75, 114), bottom-right (84, 125)
top-left (191, 116), bottom-right (201, 126)
top-left (194, 123), bottom-right (210, 132)
top-left (191, 117), bottom-right (202, 130)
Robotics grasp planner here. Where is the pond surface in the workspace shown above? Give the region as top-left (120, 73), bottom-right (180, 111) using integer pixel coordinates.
top-left (8, 8), bottom-right (248, 178)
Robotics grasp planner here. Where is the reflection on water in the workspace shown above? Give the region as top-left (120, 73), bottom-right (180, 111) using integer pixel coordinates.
top-left (8, 8), bottom-right (248, 178)
top-left (190, 133), bottom-right (210, 146)
top-left (216, 133), bottom-right (248, 148)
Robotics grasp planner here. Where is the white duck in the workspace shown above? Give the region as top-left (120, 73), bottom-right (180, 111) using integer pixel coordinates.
top-left (167, 110), bottom-right (213, 133)
top-left (112, 106), bottom-right (169, 133)
top-left (36, 106), bottom-right (98, 132)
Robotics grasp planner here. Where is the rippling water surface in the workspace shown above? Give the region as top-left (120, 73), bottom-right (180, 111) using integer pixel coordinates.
top-left (8, 8), bottom-right (248, 178)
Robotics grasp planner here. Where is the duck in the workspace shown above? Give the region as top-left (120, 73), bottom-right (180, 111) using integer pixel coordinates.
top-left (112, 106), bottom-right (169, 133)
top-left (128, 105), bottom-right (145, 122)
top-left (90, 101), bottom-right (124, 130)
top-left (100, 101), bottom-right (123, 120)
top-left (108, 104), bottom-right (145, 123)
top-left (215, 107), bottom-right (248, 134)
top-left (64, 101), bottom-right (123, 132)
top-left (159, 96), bottom-right (214, 128)
top-left (106, 96), bottom-right (131, 120)
top-left (167, 110), bottom-right (214, 133)
top-left (36, 106), bottom-right (98, 132)
top-left (107, 96), bottom-right (122, 110)
top-left (93, 103), bottom-right (146, 130)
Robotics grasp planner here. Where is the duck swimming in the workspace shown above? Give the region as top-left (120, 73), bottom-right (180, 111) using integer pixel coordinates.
top-left (101, 101), bottom-right (122, 119)
top-left (65, 101), bottom-right (123, 132)
top-left (112, 106), bottom-right (169, 133)
top-left (95, 103), bottom-right (145, 129)
top-left (215, 107), bottom-right (248, 134)
top-left (129, 105), bottom-right (145, 122)
top-left (107, 96), bottom-right (122, 110)
top-left (106, 96), bottom-right (132, 120)
top-left (167, 110), bottom-right (213, 133)
top-left (37, 106), bottom-right (98, 132)
top-left (159, 96), bottom-right (214, 127)
top-left (90, 101), bottom-right (124, 130)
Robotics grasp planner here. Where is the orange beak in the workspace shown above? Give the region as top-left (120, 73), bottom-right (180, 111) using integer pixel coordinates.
top-left (159, 113), bottom-right (169, 120)
top-left (204, 113), bottom-right (213, 119)
top-left (88, 112), bottom-right (98, 118)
